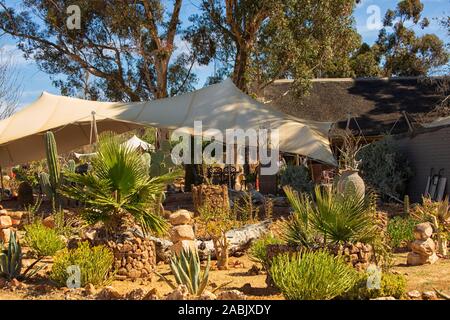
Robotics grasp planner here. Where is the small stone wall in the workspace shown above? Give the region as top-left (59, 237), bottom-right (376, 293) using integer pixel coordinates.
top-left (192, 184), bottom-right (229, 214)
top-left (107, 237), bottom-right (156, 280)
top-left (0, 207), bottom-right (22, 244)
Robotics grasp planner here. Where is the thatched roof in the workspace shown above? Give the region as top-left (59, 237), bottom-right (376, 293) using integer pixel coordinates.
top-left (260, 77), bottom-right (444, 136)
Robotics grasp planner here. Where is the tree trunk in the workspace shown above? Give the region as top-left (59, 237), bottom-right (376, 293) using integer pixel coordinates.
top-left (233, 44), bottom-right (250, 92)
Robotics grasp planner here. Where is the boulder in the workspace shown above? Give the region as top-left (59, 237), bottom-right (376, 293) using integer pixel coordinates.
top-left (143, 288), bottom-right (159, 300)
top-left (125, 288), bottom-right (147, 300)
top-left (217, 290), bottom-right (246, 300)
top-left (407, 290), bottom-right (422, 299)
top-left (97, 286), bottom-right (123, 300)
top-left (199, 290), bottom-right (217, 300)
top-left (1, 228), bottom-right (11, 243)
top-left (414, 222), bottom-right (433, 240)
top-left (42, 216), bottom-right (56, 229)
top-left (410, 238), bottom-right (436, 257)
top-left (165, 285), bottom-right (190, 300)
top-left (422, 291), bottom-right (438, 300)
top-left (0, 215), bottom-right (12, 229)
top-left (407, 252), bottom-right (438, 266)
top-left (170, 225), bottom-right (195, 242)
top-left (169, 210), bottom-right (192, 226)
top-left (170, 240), bottom-right (197, 256)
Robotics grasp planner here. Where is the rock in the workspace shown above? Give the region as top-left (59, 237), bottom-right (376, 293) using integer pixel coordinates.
top-left (217, 290), bottom-right (247, 300)
top-left (11, 219), bottom-right (21, 227)
top-left (97, 286), bottom-right (123, 300)
top-left (7, 211), bottom-right (23, 220)
top-left (414, 223), bottom-right (433, 240)
top-left (422, 291), bottom-right (438, 300)
top-left (199, 290), bottom-right (217, 300)
top-left (1, 228), bottom-right (11, 243)
top-left (370, 296), bottom-right (396, 300)
top-left (171, 225), bottom-right (195, 242)
top-left (165, 285), bottom-right (190, 300)
top-left (83, 229), bottom-right (97, 242)
top-left (143, 288), bottom-right (159, 300)
top-left (407, 251), bottom-right (438, 266)
top-left (170, 240), bottom-right (197, 256)
top-left (125, 288), bottom-right (147, 300)
top-left (169, 210), bottom-right (192, 225)
top-left (0, 215), bottom-right (12, 229)
top-left (407, 290), bottom-right (422, 299)
top-left (84, 283), bottom-right (96, 296)
top-left (42, 216), bottom-right (55, 229)
top-left (0, 209), bottom-right (7, 216)
top-left (9, 278), bottom-right (22, 288)
top-left (410, 238), bottom-right (436, 256)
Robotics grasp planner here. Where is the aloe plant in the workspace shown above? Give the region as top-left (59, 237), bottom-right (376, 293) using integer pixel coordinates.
top-left (0, 231), bottom-right (22, 280)
top-left (160, 249), bottom-right (210, 296)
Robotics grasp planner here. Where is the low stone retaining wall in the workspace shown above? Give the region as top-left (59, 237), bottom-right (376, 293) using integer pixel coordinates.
top-left (107, 237), bottom-right (156, 280)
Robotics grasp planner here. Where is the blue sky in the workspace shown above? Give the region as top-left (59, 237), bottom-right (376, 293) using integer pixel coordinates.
top-left (0, 0), bottom-right (448, 107)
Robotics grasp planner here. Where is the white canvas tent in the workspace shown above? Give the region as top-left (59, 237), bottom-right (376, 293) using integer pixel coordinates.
top-left (0, 79), bottom-right (337, 167)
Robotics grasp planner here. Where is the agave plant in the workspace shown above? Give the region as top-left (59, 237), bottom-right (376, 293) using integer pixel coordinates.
top-left (159, 248), bottom-right (211, 296)
top-left (61, 132), bottom-right (180, 235)
top-left (0, 231), bottom-right (22, 280)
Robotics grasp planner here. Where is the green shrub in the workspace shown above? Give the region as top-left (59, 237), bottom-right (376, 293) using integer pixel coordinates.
top-left (357, 136), bottom-right (413, 201)
top-left (342, 272), bottom-right (406, 300)
top-left (51, 242), bottom-right (113, 286)
top-left (387, 216), bottom-right (416, 249)
top-left (280, 165), bottom-right (313, 193)
top-left (270, 250), bottom-right (358, 300)
top-left (249, 233), bottom-right (284, 269)
top-left (24, 221), bottom-right (65, 257)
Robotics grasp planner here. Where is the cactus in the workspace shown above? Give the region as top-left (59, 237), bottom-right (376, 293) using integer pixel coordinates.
top-left (0, 231), bottom-right (22, 280)
top-left (403, 195), bottom-right (410, 216)
top-left (43, 131), bottom-right (60, 210)
top-left (141, 152), bottom-right (151, 172)
top-left (158, 249), bottom-right (210, 296)
top-left (150, 141), bottom-right (176, 177)
top-left (39, 172), bottom-right (52, 200)
top-left (66, 159), bottom-right (76, 173)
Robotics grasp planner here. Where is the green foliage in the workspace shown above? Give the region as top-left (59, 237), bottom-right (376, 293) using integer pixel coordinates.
top-left (279, 165), bottom-right (313, 194)
top-left (163, 249), bottom-right (210, 296)
top-left (342, 272), bottom-right (406, 300)
top-left (249, 233), bottom-right (283, 269)
top-left (284, 186), bottom-right (378, 245)
top-left (65, 159), bottom-right (76, 173)
top-left (357, 136), bottom-right (413, 201)
top-left (0, 231), bottom-right (22, 280)
top-left (387, 216), bottom-right (416, 249)
top-left (51, 242), bottom-right (113, 287)
top-left (282, 186), bottom-right (315, 247)
top-left (270, 250), bottom-right (358, 300)
top-left (25, 221), bottom-right (65, 258)
top-left (61, 132), bottom-right (179, 235)
top-left (376, 0), bottom-right (448, 76)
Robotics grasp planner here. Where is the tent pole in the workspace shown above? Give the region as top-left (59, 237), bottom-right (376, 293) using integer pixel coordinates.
top-left (90, 111), bottom-right (98, 145)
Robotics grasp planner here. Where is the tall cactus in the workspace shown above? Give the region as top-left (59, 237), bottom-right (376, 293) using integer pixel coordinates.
top-left (44, 131), bottom-right (60, 210)
top-left (66, 159), bottom-right (76, 173)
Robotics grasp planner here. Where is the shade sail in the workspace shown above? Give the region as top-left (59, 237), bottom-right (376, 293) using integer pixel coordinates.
top-left (0, 79), bottom-right (337, 167)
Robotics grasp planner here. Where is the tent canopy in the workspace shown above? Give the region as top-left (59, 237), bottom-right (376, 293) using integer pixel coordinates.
top-left (0, 79), bottom-right (337, 167)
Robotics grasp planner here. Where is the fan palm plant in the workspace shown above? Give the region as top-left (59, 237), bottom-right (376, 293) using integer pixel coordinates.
top-left (61, 132), bottom-right (179, 235)
top-left (284, 185), bottom-right (378, 245)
